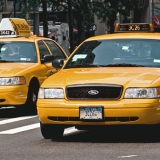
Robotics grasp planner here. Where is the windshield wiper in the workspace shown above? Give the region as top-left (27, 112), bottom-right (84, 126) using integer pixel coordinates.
top-left (70, 63), bottom-right (102, 68)
top-left (65, 63), bottom-right (145, 69)
top-left (105, 63), bottom-right (145, 67)
top-left (0, 60), bottom-right (15, 62)
top-left (83, 63), bottom-right (101, 67)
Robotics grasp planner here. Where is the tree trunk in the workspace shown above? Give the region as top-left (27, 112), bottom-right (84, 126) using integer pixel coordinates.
top-left (110, 19), bottom-right (115, 33)
top-left (68, 0), bottom-right (75, 52)
top-left (77, 19), bottom-right (83, 45)
top-left (42, 0), bottom-right (48, 37)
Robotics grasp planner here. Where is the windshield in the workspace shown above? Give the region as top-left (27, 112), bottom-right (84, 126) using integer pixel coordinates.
top-left (0, 42), bottom-right (37, 63)
top-left (64, 39), bottom-right (160, 68)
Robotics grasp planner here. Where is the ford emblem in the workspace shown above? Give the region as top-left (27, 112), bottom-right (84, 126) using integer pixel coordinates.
top-left (88, 90), bottom-right (99, 95)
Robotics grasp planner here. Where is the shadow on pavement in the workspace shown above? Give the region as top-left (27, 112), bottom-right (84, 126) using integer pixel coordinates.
top-left (0, 107), bottom-right (36, 118)
top-left (60, 125), bottom-right (160, 143)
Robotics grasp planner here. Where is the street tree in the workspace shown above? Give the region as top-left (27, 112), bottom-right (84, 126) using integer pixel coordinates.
top-left (49, 0), bottom-right (95, 45)
top-left (93, 0), bottom-right (140, 33)
top-left (15, 0), bottom-right (140, 38)
top-left (18, 0), bottom-right (48, 37)
top-left (18, 0), bottom-right (94, 43)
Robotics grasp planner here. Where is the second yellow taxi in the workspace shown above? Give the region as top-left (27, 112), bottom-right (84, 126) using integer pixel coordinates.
top-left (0, 18), bottom-right (68, 113)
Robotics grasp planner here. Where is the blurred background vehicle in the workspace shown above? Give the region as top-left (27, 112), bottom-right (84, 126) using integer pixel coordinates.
top-left (152, 7), bottom-right (160, 32)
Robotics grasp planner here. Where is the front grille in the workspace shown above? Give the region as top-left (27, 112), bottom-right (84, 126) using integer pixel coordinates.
top-left (66, 84), bottom-right (123, 99)
top-left (0, 99), bottom-right (5, 102)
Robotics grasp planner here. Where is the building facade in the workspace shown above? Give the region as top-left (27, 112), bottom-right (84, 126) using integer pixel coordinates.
top-left (0, 0), bottom-right (39, 35)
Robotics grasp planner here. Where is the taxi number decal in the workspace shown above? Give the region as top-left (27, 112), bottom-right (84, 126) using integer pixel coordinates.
top-left (119, 24), bottom-right (149, 31)
top-left (128, 25), bottom-right (140, 31)
top-left (0, 30), bottom-right (16, 35)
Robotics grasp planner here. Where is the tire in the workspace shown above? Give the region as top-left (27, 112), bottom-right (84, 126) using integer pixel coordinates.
top-left (40, 122), bottom-right (64, 140)
top-left (22, 81), bottom-right (39, 114)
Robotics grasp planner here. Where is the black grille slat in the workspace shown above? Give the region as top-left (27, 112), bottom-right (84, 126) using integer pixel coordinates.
top-left (48, 116), bottom-right (138, 122)
top-left (66, 85), bottom-right (123, 99)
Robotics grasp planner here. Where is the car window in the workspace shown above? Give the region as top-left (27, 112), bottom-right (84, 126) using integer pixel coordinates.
top-left (64, 39), bottom-right (160, 69)
top-left (0, 42), bottom-right (37, 62)
top-left (44, 40), bottom-right (67, 59)
top-left (38, 40), bottom-right (51, 59)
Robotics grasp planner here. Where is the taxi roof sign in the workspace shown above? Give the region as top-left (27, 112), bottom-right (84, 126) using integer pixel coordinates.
top-left (114, 23), bottom-right (154, 32)
top-left (0, 18), bottom-right (32, 38)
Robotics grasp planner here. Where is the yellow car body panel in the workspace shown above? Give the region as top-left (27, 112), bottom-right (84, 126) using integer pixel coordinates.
top-left (0, 62), bottom-right (55, 105)
top-left (37, 67), bottom-right (160, 125)
top-left (84, 32), bottom-right (160, 40)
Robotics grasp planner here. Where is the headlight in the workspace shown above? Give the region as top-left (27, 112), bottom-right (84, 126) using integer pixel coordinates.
top-left (124, 88), bottom-right (160, 98)
top-left (0, 76), bottom-right (26, 85)
top-left (38, 88), bottom-right (64, 99)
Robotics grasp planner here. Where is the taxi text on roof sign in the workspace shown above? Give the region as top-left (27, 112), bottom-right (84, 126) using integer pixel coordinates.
top-left (114, 23), bottom-right (154, 32)
top-left (0, 18), bottom-right (32, 38)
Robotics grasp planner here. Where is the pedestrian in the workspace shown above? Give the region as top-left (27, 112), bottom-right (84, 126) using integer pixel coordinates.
top-left (60, 36), bottom-right (70, 56)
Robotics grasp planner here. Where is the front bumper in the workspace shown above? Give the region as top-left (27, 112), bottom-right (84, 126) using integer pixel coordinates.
top-left (37, 98), bottom-right (160, 126)
top-left (0, 85), bottom-right (28, 106)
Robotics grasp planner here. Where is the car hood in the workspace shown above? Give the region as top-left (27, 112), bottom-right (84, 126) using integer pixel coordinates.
top-left (0, 63), bottom-right (36, 76)
top-left (42, 67), bottom-right (160, 87)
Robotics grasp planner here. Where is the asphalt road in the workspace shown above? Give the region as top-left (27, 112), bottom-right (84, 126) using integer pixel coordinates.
top-left (0, 107), bottom-right (160, 160)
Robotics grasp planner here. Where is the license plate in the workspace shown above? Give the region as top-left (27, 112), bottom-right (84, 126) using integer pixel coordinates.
top-left (79, 106), bottom-right (103, 120)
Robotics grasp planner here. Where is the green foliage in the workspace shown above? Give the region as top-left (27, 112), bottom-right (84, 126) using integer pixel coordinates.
top-left (18, 0), bottom-right (40, 18)
top-left (8, 0), bottom-right (140, 28)
top-left (92, 0), bottom-right (140, 33)
top-left (8, 0), bottom-right (140, 35)
top-left (72, 0), bottom-right (94, 25)
top-left (0, 0), bottom-right (141, 24)
top-left (93, 0), bottom-right (139, 23)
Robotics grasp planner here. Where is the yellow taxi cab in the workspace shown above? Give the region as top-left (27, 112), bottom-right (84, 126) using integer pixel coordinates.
top-left (37, 23), bottom-right (160, 139)
top-left (0, 18), bottom-right (68, 113)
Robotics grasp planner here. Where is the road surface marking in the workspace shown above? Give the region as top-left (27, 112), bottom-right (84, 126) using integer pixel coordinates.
top-left (0, 122), bottom-right (78, 135)
top-left (0, 116), bottom-right (37, 125)
top-left (0, 123), bottom-right (40, 134)
top-left (118, 155), bottom-right (138, 158)
top-left (0, 106), bottom-right (15, 109)
top-left (64, 127), bottom-right (78, 134)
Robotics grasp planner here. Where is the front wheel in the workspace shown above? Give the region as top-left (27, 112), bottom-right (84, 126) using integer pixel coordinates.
top-left (21, 81), bottom-right (39, 114)
top-left (40, 122), bottom-right (64, 140)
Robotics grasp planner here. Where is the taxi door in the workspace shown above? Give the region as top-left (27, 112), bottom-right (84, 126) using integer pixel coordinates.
top-left (36, 40), bottom-right (57, 84)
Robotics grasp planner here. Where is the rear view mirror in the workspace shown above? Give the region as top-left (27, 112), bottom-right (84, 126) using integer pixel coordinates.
top-left (52, 59), bottom-right (64, 69)
top-left (41, 55), bottom-right (54, 63)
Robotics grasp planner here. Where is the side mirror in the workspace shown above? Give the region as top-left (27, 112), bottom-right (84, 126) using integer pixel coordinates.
top-left (41, 55), bottom-right (54, 63)
top-left (52, 59), bottom-right (64, 69)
